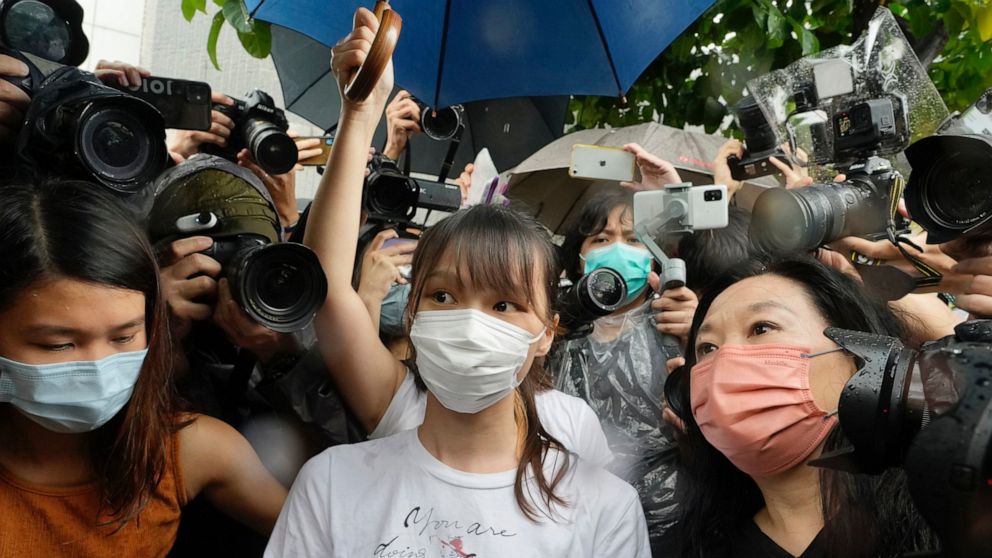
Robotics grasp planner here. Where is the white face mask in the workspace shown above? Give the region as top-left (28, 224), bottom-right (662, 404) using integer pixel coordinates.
top-left (409, 309), bottom-right (545, 414)
top-left (0, 349), bottom-right (147, 433)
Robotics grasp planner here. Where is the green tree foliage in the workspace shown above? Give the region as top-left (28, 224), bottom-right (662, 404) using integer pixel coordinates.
top-left (181, 0), bottom-right (271, 70)
top-left (185, 0), bottom-right (990, 133)
top-left (567, 0), bottom-right (992, 134)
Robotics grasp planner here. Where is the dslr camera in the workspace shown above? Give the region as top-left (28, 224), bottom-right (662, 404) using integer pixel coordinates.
top-left (811, 321), bottom-right (992, 557)
top-left (150, 156), bottom-right (327, 333)
top-left (0, 0), bottom-right (167, 194)
top-left (747, 8), bottom-right (946, 256)
top-left (364, 152), bottom-right (462, 223)
top-left (203, 89), bottom-right (298, 175)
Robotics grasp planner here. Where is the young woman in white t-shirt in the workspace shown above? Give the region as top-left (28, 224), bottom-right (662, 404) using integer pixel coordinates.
top-left (265, 8), bottom-right (650, 557)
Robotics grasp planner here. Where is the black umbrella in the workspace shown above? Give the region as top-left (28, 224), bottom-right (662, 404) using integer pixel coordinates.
top-left (270, 25), bottom-right (568, 175)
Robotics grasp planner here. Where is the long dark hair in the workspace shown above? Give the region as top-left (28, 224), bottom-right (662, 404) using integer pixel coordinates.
top-left (404, 204), bottom-right (572, 521)
top-left (664, 256), bottom-right (937, 557)
top-left (0, 178), bottom-right (183, 528)
top-left (559, 187), bottom-right (635, 283)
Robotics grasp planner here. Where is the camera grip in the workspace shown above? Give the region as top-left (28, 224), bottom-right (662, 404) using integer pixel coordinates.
top-left (344, 1), bottom-right (402, 103)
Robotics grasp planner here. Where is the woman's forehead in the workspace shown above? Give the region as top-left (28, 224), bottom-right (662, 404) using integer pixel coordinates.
top-left (704, 275), bottom-right (817, 323)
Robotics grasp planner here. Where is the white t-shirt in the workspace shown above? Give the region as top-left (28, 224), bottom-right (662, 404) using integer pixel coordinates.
top-left (370, 370), bottom-right (614, 468)
top-left (265, 429), bottom-right (651, 558)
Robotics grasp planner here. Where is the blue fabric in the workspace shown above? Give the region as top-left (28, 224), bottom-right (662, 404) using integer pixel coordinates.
top-left (246, 0), bottom-right (714, 107)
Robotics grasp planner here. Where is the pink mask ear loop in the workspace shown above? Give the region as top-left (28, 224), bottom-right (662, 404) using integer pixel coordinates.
top-left (800, 345), bottom-right (848, 421)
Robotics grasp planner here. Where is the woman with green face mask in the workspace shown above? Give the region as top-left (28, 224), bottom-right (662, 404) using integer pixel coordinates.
top-left (551, 182), bottom-right (698, 555)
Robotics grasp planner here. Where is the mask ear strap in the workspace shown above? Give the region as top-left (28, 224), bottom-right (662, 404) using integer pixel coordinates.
top-left (801, 346), bottom-right (846, 359)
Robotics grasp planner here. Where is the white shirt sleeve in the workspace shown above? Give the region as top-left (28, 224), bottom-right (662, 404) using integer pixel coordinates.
top-left (368, 369), bottom-right (427, 439)
top-left (594, 484), bottom-right (652, 558)
top-left (264, 452), bottom-right (333, 557)
top-left (574, 399), bottom-right (614, 468)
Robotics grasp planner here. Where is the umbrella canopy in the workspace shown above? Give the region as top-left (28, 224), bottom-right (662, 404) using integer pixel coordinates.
top-left (505, 122), bottom-right (778, 234)
top-left (248, 0), bottom-right (715, 108)
top-left (271, 25), bottom-right (568, 174)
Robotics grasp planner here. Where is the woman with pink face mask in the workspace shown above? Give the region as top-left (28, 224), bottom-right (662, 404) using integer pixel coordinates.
top-left (663, 257), bottom-right (938, 558)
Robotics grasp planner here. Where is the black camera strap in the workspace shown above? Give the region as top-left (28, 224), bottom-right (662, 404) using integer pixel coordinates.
top-left (849, 172), bottom-right (942, 297)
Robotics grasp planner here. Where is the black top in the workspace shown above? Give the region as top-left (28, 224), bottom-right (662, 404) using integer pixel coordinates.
top-left (733, 520), bottom-right (827, 558)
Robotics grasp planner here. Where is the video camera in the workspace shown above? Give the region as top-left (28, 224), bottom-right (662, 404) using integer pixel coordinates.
top-left (746, 8), bottom-right (949, 256)
top-left (202, 89), bottom-right (298, 176)
top-left (364, 151), bottom-right (462, 223)
top-left (809, 320), bottom-right (992, 557)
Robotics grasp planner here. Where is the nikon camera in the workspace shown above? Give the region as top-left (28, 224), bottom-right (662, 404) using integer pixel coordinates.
top-left (203, 89), bottom-right (298, 176)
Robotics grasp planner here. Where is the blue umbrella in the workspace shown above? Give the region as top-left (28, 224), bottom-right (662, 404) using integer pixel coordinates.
top-left (247, 0), bottom-right (715, 108)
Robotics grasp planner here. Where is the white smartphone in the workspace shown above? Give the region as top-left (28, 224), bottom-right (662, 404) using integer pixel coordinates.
top-left (632, 185), bottom-right (729, 232)
top-left (568, 144), bottom-right (636, 182)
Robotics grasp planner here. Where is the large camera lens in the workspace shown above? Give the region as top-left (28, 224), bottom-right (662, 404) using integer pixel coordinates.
top-left (557, 267), bottom-right (628, 333)
top-left (905, 135), bottom-right (992, 242)
top-left (227, 243), bottom-right (328, 333)
top-left (3, 0), bottom-right (69, 61)
top-left (421, 105), bottom-right (462, 141)
top-left (366, 172), bottom-right (418, 220)
top-left (75, 102), bottom-right (167, 194)
top-left (736, 96), bottom-right (779, 153)
top-left (750, 182), bottom-right (880, 255)
top-left (243, 118), bottom-right (298, 175)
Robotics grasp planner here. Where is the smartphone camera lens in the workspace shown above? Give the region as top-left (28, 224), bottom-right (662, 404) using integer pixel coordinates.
top-left (705, 190), bottom-right (723, 202)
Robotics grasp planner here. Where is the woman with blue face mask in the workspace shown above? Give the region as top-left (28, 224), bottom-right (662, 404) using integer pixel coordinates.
top-left (0, 178), bottom-right (287, 556)
top-left (266, 11), bottom-right (649, 556)
top-left (551, 185), bottom-right (698, 553)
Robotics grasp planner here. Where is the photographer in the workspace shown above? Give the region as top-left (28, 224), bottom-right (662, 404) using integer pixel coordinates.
top-left (237, 137), bottom-right (325, 239)
top-left (552, 177), bottom-right (698, 552)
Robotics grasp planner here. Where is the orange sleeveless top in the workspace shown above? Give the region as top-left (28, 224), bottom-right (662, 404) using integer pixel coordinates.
top-left (0, 431), bottom-right (187, 558)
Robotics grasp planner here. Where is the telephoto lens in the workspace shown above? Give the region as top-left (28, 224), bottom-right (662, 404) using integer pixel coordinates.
top-left (219, 239), bottom-right (328, 334)
top-left (557, 267), bottom-right (628, 335)
top-left (749, 160), bottom-right (895, 255)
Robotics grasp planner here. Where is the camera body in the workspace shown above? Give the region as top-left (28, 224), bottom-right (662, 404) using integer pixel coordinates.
top-left (204, 89), bottom-right (298, 175)
top-left (364, 152), bottom-right (462, 223)
top-left (814, 321), bottom-right (992, 556)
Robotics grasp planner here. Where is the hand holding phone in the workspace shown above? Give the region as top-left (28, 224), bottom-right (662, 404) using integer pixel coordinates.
top-left (110, 76), bottom-right (212, 131)
top-left (569, 144), bottom-right (636, 182)
top-left (298, 136), bottom-right (334, 166)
